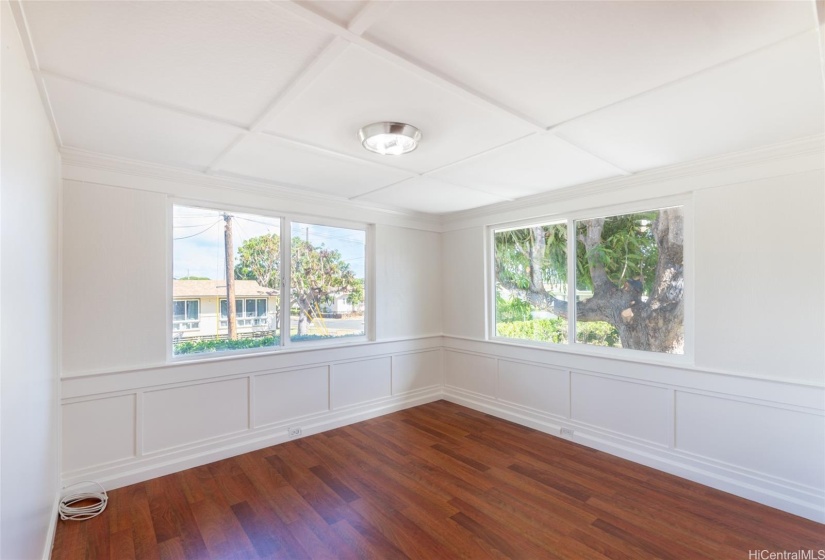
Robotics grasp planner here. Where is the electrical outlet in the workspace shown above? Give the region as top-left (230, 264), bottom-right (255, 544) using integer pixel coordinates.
top-left (288, 426), bottom-right (302, 438)
top-left (560, 427), bottom-right (574, 437)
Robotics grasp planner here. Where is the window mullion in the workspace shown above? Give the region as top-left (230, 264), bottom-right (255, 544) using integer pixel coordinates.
top-left (566, 219), bottom-right (576, 346)
top-left (281, 218), bottom-right (291, 348)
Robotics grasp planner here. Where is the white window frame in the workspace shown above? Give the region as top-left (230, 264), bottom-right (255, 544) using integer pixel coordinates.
top-left (172, 299), bottom-right (200, 332)
top-left (168, 200), bottom-right (373, 361)
top-left (219, 297), bottom-right (269, 328)
top-left (487, 195), bottom-right (693, 365)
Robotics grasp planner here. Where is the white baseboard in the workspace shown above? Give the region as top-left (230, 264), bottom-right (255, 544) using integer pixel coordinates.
top-left (62, 387), bottom-right (442, 492)
top-left (443, 386), bottom-right (825, 524)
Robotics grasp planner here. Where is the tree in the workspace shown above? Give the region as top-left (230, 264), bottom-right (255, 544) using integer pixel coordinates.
top-left (291, 238), bottom-right (357, 335)
top-left (235, 234), bottom-right (359, 336)
top-left (494, 208), bottom-right (684, 353)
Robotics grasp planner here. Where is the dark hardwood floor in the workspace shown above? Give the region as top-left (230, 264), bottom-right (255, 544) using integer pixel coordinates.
top-left (52, 400), bottom-right (825, 559)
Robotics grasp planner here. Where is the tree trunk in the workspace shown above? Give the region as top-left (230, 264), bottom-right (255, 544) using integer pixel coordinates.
top-left (496, 208), bottom-right (684, 353)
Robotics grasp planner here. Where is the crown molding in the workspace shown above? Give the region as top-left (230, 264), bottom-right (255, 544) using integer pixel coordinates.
top-left (59, 147), bottom-right (443, 231)
top-left (440, 134), bottom-right (825, 230)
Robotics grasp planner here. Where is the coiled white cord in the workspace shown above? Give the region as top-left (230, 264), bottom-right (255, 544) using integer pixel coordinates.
top-left (58, 481), bottom-right (108, 521)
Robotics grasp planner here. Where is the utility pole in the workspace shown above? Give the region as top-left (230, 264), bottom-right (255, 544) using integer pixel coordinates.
top-left (224, 213), bottom-right (237, 340)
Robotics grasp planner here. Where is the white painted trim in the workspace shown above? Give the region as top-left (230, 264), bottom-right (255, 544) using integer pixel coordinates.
top-left (40, 493), bottom-right (61, 560)
top-left (444, 335), bottom-right (825, 395)
top-left (442, 134), bottom-right (825, 231)
top-left (60, 148), bottom-right (443, 232)
top-left (442, 386), bottom-right (825, 523)
top-left (62, 387), bottom-right (441, 491)
top-left (9, 1), bottom-right (62, 146)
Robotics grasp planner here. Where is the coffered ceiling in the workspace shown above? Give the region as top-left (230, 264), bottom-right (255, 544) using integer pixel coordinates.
top-left (13, 0), bottom-right (825, 215)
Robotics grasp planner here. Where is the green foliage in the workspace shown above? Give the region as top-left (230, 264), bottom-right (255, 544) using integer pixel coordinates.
top-left (496, 319), bottom-right (620, 347)
top-left (173, 336), bottom-right (279, 355)
top-left (347, 278), bottom-right (364, 306)
top-left (494, 223), bottom-right (567, 290)
top-left (234, 234), bottom-right (359, 323)
top-left (576, 321), bottom-right (621, 347)
top-left (291, 237), bottom-right (357, 317)
top-left (576, 211), bottom-right (659, 294)
top-left (496, 318), bottom-right (567, 343)
top-left (235, 233), bottom-right (281, 289)
top-left (172, 333), bottom-right (354, 355)
top-left (177, 275), bottom-right (211, 280)
top-left (495, 294), bottom-right (533, 323)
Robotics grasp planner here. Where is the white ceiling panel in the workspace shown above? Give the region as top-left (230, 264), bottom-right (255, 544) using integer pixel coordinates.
top-left (553, 31), bottom-right (825, 173)
top-left (357, 178), bottom-right (509, 215)
top-left (24, 1), bottom-right (333, 125)
top-left (428, 134), bottom-right (623, 198)
top-left (295, 1), bottom-right (368, 27)
top-left (265, 45), bottom-right (536, 173)
top-left (45, 76), bottom-right (239, 170)
top-left (217, 134), bottom-right (413, 198)
top-left (366, 1), bottom-right (816, 127)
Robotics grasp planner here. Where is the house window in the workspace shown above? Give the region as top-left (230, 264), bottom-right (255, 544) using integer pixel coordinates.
top-left (219, 298), bottom-right (268, 328)
top-left (172, 300), bottom-right (199, 331)
top-left (492, 205), bottom-right (685, 355)
top-left (172, 204), bottom-right (368, 358)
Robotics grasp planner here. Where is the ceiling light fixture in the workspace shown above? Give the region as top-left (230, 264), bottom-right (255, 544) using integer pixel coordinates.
top-left (358, 122), bottom-right (421, 155)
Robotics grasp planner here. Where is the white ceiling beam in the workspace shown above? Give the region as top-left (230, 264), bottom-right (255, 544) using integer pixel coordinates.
top-left (256, 131), bottom-right (420, 176)
top-left (274, 0), bottom-right (549, 132)
top-left (346, 1), bottom-right (395, 36)
top-left (10, 1), bottom-right (62, 146)
top-left (206, 36), bottom-right (350, 172)
top-left (247, 37), bottom-right (350, 134)
top-left (274, 1), bottom-right (634, 178)
top-left (38, 69), bottom-right (247, 131)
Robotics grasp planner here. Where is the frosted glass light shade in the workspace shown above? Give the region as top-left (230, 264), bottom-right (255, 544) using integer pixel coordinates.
top-left (358, 122), bottom-right (421, 155)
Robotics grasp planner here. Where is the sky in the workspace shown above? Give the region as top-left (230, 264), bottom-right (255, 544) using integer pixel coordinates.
top-left (173, 205), bottom-right (366, 280)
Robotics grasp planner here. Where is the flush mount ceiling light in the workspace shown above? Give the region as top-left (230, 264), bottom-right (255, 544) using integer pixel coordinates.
top-left (358, 122), bottom-right (421, 155)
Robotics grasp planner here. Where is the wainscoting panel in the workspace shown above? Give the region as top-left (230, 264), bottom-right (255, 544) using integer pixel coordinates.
top-left (143, 378), bottom-right (249, 453)
top-left (675, 391), bottom-right (825, 489)
top-left (254, 366), bottom-right (329, 428)
top-left (440, 336), bottom-right (825, 523)
top-left (571, 372), bottom-right (671, 446)
top-left (444, 350), bottom-right (497, 397)
top-left (498, 360), bottom-right (569, 417)
top-left (60, 338), bottom-right (443, 491)
top-left (331, 357), bottom-right (392, 409)
top-left (59, 336), bottom-right (825, 524)
top-left (62, 394), bottom-right (136, 472)
top-left (391, 350), bottom-right (443, 395)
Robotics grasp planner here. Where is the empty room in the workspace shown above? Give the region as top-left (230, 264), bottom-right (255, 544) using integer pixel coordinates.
top-left (2, 0), bottom-right (824, 558)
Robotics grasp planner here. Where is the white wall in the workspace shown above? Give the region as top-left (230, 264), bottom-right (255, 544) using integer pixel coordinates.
top-left (375, 223), bottom-right (442, 339)
top-left (1, 3), bottom-right (61, 559)
top-left (58, 165), bottom-right (445, 493)
top-left (439, 147), bottom-right (825, 522)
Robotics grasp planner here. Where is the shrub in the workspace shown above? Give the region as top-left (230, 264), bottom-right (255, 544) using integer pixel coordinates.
top-left (496, 319), bottom-right (620, 347)
top-left (173, 336), bottom-right (279, 355)
top-left (496, 318), bottom-right (567, 343)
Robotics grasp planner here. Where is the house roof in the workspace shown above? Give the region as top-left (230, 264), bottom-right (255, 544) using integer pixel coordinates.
top-left (173, 280), bottom-right (276, 299)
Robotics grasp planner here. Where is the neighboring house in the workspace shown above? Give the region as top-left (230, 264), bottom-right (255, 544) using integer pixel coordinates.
top-left (173, 279), bottom-right (277, 339)
top-left (322, 293), bottom-right (364, 315)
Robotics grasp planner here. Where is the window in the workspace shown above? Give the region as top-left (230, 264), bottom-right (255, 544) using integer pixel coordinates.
top-left (219, 298), bottom-right (268, 328)
top-left (290, 222), bottom-right (366, 343)
top-left (173, 300), bottom-right (199, 331)
top-left (492, 205), bottom-right (685, 355)
top-left (172, 204), bottom-right (368, 357)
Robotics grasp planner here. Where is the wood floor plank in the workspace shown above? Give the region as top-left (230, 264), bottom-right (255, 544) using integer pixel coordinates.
top-left (52, 400), bottom-right (825, 559)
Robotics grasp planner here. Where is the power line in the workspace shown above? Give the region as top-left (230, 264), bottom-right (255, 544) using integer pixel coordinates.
top-left (173, 219), bottom-right (222, 240)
